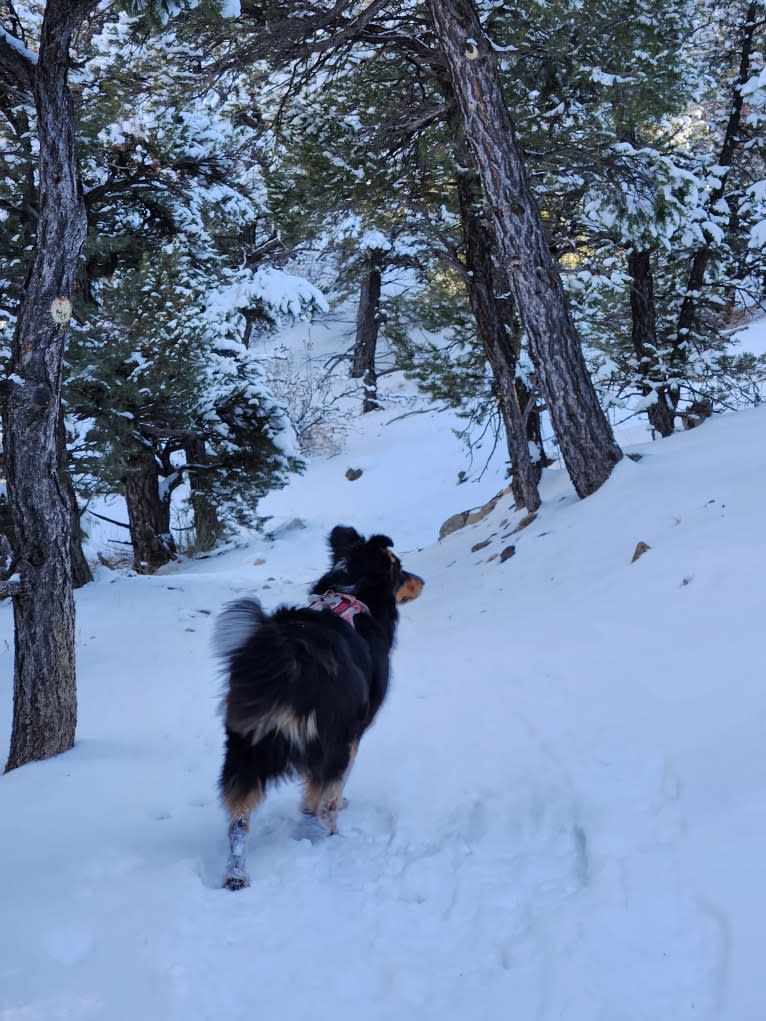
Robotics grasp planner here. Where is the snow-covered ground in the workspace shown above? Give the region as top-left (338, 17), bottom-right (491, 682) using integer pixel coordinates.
top-left (1, 320), bottom-right (766, 1021)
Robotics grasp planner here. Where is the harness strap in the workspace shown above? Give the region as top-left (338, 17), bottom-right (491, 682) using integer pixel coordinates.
top-left (307, 590), bottom-right (371, 626)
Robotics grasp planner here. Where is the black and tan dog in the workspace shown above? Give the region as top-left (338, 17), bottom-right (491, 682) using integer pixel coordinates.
top-left (213, 525), bottom-right (424, 890)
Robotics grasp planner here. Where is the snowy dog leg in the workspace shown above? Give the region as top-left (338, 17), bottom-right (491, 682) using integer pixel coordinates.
top-left (222, 784), bottom-right (263, 891)
top-left (224, 814), bottom-right (252, 890)
top-left (315, 740), bottom-right (358, 835)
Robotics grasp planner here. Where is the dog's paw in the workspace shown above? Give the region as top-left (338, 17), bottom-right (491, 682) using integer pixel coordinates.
top-left (319, 800), bottom-right (340, 835)
top-left (223, 871), bottom-right (250, 891)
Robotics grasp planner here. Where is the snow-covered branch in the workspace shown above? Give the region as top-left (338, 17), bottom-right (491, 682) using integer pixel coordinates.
top-left (0, 26), bottom-right (36, 96)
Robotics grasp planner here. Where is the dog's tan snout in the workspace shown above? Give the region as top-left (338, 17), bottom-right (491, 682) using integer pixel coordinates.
top-left (395, 572), bottom-right (425, 604)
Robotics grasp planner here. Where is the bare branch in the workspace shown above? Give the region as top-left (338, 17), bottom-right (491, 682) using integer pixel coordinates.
top-left (85, 508), bottom-right (131, 530)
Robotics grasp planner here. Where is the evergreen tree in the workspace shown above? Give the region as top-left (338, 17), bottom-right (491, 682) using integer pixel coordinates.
top-left (254, 12), bottom-right (548, 503)
top-left (65, 6), bottom-right (324, 566)
top-left (3, 2), bottom-right (327, 576)
top-left (492, 0), bottom-right (766, 432)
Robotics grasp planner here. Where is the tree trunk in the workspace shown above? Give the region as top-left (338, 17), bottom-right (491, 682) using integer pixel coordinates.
top-left (515, 375), bottom-right (548, 473)
top-left (123, 442), bottom-right (177, 572)
top-left (0, 411), bottom-right (93, 588)
top-left (2, 0), bottom-right (97, 772)
top-left (427, 0), bottom-right (622, 498)
top-left (57, 407), bottom-right (93, 587)
top-left (675, 1), bottom-right (759, 347)
top-left (184, 435), bottom-right (222, 552)
top-left (627, 250), bottom-right (676, 438)
top-left (351, 248), bottom-right (383, 412)
top-left (455, 162), bottom-right (541, 511)
top-left (68, 485), bottom-right (93, 589)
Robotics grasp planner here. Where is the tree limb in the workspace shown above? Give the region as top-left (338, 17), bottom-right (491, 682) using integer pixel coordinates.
top-left (0, 26), bottom-right (36, 96)
top-left (214, 0), bottom-right (395, 74)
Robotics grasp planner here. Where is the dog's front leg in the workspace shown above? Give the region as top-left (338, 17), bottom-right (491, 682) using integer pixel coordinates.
top-left (302, 786), bottom-right (349, 815)
top-left (318, 790), bottom-right (343, 835)
top-left (315, 740), bottom-right (359, 835)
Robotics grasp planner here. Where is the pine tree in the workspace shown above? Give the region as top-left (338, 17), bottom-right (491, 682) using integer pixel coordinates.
top-left (252, 12), bottom-right (548, 503)
top-left (63, 6), bottom-right (323, 566)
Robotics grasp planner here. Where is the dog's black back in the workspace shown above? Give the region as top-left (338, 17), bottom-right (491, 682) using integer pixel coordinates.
top-left (214, 525), bottom-right (424, 888)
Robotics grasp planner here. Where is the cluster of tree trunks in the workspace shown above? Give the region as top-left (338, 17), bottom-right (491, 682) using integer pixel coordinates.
top-left (627, 1), bottom-right (761, 434)
top-left (454, 157), bottom-right (543, 512)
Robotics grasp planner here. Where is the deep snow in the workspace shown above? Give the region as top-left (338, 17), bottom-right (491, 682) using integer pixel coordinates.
top-left (1, 320), bottom-right (766, 1021)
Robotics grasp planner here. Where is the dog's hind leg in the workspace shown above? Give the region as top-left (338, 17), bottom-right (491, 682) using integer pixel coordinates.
top-left (223, 787), bottom-right (263, 891)
top-left (311, 740), bottom-right (359, 836)
top-left (219, 728), bottom-right (289, 890)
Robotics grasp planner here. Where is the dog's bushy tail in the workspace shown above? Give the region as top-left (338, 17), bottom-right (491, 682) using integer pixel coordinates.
top-left (212, 597), bottom-right (267, 666)
top-left (214, 597), bottom-right (318, 743)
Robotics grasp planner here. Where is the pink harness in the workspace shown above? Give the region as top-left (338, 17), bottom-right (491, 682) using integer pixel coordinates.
top-left (307, 590), bottom-right (371, 626)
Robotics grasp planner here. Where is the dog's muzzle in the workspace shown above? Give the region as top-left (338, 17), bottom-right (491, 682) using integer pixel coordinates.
top-left (395, 572), bottom-right (425, 604)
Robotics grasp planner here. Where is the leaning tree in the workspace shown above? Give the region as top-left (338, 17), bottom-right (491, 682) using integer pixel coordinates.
top-left (0, 0), bottom-right (97, 771)
top-left (426, 0), bottom-right (623, 497)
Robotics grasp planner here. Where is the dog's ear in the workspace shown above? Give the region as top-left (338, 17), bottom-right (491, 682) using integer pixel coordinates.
top-left (328, 525), bottom-right (363, 562)
top-left (367, 534), bottom-right (394, 551)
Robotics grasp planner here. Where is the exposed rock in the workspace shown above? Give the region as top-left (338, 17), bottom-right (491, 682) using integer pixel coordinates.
top-left (438, 486), bottom-right (513, 540)
top-left (439, 511), bottom-right (470, 539)
top-left (512, 512), bottom-right (538, 534)
top-left (631, 541), bottom-right (651, 563)
top-left (345, 468), bottom-right (363, 481)
top-left (500, 545), bottom-right (516, 562)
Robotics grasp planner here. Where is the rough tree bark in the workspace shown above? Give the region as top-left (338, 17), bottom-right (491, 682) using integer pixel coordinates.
top-left (57, 407), bottom-right (93, 588)
top-left (122, 441), bottom-right (178, 573)
top-left (627, 250), bottom-right (676, 438)
top-left (427, 0), bottom-right (622, 498)
top-left (184, 435), bottom-right (222, 552)
top-left (1, 67), bottom-right (91, 590)
top-left (351, 247), bottom-right (384, 413)
top-left (1, 0), bottom-right (98, 772)
top-left (455, 159), bottom-right (542, 511)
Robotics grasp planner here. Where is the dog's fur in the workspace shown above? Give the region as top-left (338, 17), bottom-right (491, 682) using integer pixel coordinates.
top-left (214, 525), bottom-right (424, 889)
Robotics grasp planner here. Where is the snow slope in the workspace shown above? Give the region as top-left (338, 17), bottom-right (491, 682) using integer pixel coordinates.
top-left (2, 342), bottom-right (766, 1020)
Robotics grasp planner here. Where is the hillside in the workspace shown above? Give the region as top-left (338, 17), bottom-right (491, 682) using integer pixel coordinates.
top-left (1, 329), bottom-right (765, 1020)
